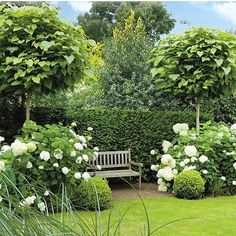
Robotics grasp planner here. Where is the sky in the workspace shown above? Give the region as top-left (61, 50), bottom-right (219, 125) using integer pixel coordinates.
top-left (55, 1), bottom-right (236, 34)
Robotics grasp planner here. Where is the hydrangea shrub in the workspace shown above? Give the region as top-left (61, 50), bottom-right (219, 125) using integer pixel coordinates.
top-left (151, 122), bottom-right (236, 195)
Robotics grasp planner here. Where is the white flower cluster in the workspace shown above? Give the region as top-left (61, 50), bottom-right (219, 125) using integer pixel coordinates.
top-left (162, 140), bottom-right (172, 153)
top-left (11, 140), bottom-right (28, 157)
top-left (22, 195), bottom-right (36, 206)
top-left (173, 123), bottom-right (189, 136)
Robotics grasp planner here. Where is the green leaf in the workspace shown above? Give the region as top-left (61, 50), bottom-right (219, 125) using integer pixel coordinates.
top-left (64, 55), bottom-right (75, 64)
top-left (169, 74), bottom-right (179, 81)
top-left (150, 68), bottom-right (159, 77)
top-left (214, 58), bottom-right (223, 67)
top-left (222, 67), bottom-right (231, 76)
top-left (84, 69), bottom-right (94, 78)
top-left (39, 61), bottom-right (47, 67)
top-left (197, 51), bottom-right (204, 57)
top-left (32, 76), bottom-right (40, 84)
top-left (13, 57), bottom-right (22, 65)
top-left (210, 48), bottom-right (217, 55)
top-left (44, 79), bottom-right (52, 89)
top-left (88, 39), bottom-right (96, 47)
top-left (40, 41), bottom-right (55, 51)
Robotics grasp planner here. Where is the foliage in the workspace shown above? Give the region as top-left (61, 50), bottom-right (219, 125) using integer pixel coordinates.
top-left (75, 176), bottom-right (112, 210)
top-left (77, 1), bottom-right (175, 41)
top-left (150, 27), bottom-right (236, 132)
top-left (0, 4), bottom-right (94, 119)
top-left (0, 120), bottom-right (98, 205)
top-left (100, 11), bottom-right (157, 109)
top-left (173, 170), bottom-right (205, 199)
top-left (151, 121), bottom-right (236, 195)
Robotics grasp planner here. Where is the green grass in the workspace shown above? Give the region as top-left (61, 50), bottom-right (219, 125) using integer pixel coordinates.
top-left (56, 196), bottom-right (236, 236)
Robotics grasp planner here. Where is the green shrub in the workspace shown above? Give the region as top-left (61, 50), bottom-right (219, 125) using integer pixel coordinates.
top-left (173, 170), bottom-right (205, 199)
top-left (75, 177), bottom-right (112, 210)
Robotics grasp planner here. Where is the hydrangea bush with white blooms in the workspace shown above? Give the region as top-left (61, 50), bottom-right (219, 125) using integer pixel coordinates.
top-left (151, 121), bottom-right (236, 195)
top-left (0, 120), bottom-right (100, 211)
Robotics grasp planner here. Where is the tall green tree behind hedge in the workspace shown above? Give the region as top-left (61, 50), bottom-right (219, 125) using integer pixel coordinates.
top-left (0, 4), bottom-right (94, 120)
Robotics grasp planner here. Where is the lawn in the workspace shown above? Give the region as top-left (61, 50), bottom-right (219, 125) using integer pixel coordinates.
top-left (57, 196), bottom-right (236, 236)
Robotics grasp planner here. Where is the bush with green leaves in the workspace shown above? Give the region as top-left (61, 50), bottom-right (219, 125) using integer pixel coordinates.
top-left (173, 170), bottom-right (205, 199)
top-left (0, 120), bottom-right (100, 210)
top-left (75, 176), bottom-right (112, 210)
top-left (151, 121), bottom-right (236, 195)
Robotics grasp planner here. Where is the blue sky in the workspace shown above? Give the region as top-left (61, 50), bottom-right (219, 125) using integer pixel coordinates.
top-left (55, 1), bottom-right (236, 34)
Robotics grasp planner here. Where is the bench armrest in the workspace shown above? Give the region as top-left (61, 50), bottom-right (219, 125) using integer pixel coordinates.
top-left (130, 161), bottom-right (143, 167)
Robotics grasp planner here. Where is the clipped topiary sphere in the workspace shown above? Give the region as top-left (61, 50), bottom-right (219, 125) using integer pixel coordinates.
top-left (76, 177), bottom-right (112, 210)
top-left (173, 170), bottom-right (205, 199)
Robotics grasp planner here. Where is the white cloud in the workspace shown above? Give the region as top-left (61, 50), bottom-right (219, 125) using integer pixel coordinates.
top-left (68, 1), bottom-right (92, 13)
top-left (213, 2), bottom-right (236, 25)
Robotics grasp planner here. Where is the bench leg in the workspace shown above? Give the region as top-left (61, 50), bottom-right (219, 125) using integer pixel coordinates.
top-left (139, 175), bottom-right (141, 190)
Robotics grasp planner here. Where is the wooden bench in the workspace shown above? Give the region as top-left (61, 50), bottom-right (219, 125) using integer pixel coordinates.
top-left (89, 149), bottom-right (143, 190)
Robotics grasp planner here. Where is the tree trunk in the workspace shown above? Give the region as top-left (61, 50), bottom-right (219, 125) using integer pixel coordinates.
top-left (195, 97), bottom-right (200, 136)
top-left (25, 93), bottom-right (32, 121)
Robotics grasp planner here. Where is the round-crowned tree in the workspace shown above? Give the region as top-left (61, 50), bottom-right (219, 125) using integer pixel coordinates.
top-left (0, 4), bottom-right (94, 120)
top-left (150, 27), bottom-right (236, 134)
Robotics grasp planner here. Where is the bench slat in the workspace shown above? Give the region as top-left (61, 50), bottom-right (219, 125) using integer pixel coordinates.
top-left (95, 169), bottom-right (139, 178)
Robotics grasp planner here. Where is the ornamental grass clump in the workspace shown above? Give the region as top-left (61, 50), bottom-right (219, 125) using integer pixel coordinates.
top-left (173, 170), bottom-right (205, 199)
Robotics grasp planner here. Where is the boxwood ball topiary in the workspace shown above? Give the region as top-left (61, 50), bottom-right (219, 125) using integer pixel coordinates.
top-left (173, 170), bottom-right (205, 199)
top-left (76, 177), bottom-right (112, 210)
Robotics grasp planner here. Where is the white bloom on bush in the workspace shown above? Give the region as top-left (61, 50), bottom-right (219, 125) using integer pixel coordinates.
top-left (62, 167), bottom-right (70, 175)
top-left (0, 136), bottom-right (4, 142)
top-left (54, 148), bottom-right (63, 160)
top-left (26, 161), bottom-right (33, 169)
top-left (179, 161), bottom-right (185, 167)
top-left (183, 158), bottom-right (190, 165)
top-left (230, 124), bottom-right (236, 131)
top-left (170, 159), bottom-right (176, 168)
top-left (93, 151), bottom-right (99, 158)
top-left (26, 142), bottom-right (37, 153)
top-left (191, 157), bottom-right (197, 162)
top-left (1, 145), bottom-right (11, 152)
top-left (71, 122), bottom-right (77, 127)
top-left (39, 166), bottom-right (44, 170)
top-left (76, 156), bottom-right (82, 164)
top-left (161, 154), bottom-right (173, 166)
top-left (87, 127), bottom-right (93, 131)
top-left (83, 143), bottom-right (88, 148)
top-left (199, 155), bottom-right (208, 163)
top-left (11, 140), bottom-right (28, 157)
top-left (173, 123), bottom-right (189, 136)
top-left (202, 170), bottom-right (208, 174)
top-left (0, 196), bottom-right (2, 202)
top-left (163, 171), bottom-right (174, 181)
top-left (70, 150), bottom-right (76, 157)
top-left (69, 129), bottom-right (77, 138)
top-left (74, 172), bottom-right (82, 179)
top-left (24, 196), bottom-right (36, 206)
top-left (82, 154), bottom-right (89, 162)
top-left (221, 176), bottom-right (226, 181)
top-left (87, 136), bottom-right (92, 141)
top-left (184, 165), bottom-right (196, 171)
top-left (162, 140), bottom-right (172, 153)
top-left (94, 147), bottom-right (99, 151)
top-left (158, 182), bottom-right (168, 192)
top-left (44, 190), bottom-right (50, 196)
top-left (82, 172), bottom-right (91, 180)
top-left (150, 150), bottom-right (156, 155)
top-left (233, 163), bottom-right (236, 170)
top-left (0, 161), bottom-right (5, 172)
top-left (151, 164), bottom-right (158, 171)
top-left (38, 202), bottom-right (46, 212)
top-left (40, 151), bottom-right (50, 161)
top-left (96, 165), bottom-right (102, 170)
top-left (157, 166), bottom-right (172, 179)
top-left (157, 178), bottom-right (163, 185)
top-left (78, 135), bottom-right (86, 144)
top-left (184, 145), bottom-right (198, 157)
top-left (74, 143), bottom-right (84, 150)
top-left (172, 169), bottom-right (178, 175)
top-left (233, 181), bottom-right (236, 186)
top-left (53, 163), bottom-right (59, 168)
top-left (174, 145), bottom-right (178, 150)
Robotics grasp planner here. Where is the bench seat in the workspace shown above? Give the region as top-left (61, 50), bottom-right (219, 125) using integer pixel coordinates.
top-left (95, 169), bottom-right (140, 178)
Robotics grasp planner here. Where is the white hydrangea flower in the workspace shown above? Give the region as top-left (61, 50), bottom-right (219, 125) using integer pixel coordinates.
top-left (221, 176), bottom-right (226, 181)
top-left (87, 127), bottom-right (93, 131)
top-left (38, 202), bottom-right (46, 212)
top-left (39, 166), bottom-right (44, 170)
top-left (162, 140), bottom-right (172, 153)
top-left (54, 148), bottom-right (63, 160)
top-left (157, 178), bottom-right (163, 185)
top-left (230, 124), bottom-right (236, 131)
top-left (150, 150), bottom-right (156, 155)
top-left (157, 166), bottom-right (172, 179)
top-left (96, 165), bottom-right (102, 170)
top-left (184, 145), bottom-right (198, 157)
top-left (169, 159), bottom-right (176, 168)
top-left (76, 156), bottom-right (82, 164)
top-left (82, 154), bottom-right (89, 162)
top-left (71, 122), bottom-right (77, 127)
top-left (161, 154), bottom-right (173, 166)
top-left (233, 163), bottom-right (236, 170)
top-left (78, 135), bottom-right (86, 144)
top-left (11, 140), bottom-right (28, 157)
top-left (202, 170), bottom-right (208, 174)
top-left (74, 172), bottom-right (82, 179)
top-left (173, 123), bottom-right (189, 135)
top-left (0, 161), bottom-right (5, 172)
top-left (94, 147), bottom-right (99, 151)
top-left (1, 145), bottom-right (11, 152)
top-left (179, 161), bottom-right (185, 167)
top-left (26, 142), bottom-right (37, 153)
top-left (0, 136), bottom-right (4, 142)
top-left (69, 129), bottom-right (77, 138)
top-left (62, 167), bottom-right (70, 175)
top-left (74, 143), bottom-right (84, 150)
top-left (163, 171), bottom-right (174, 181)
top-left (44, 190), bottom-right (50, 196)
top-left (158, 182), bottom-right (168, 192)
top-left (233, 180), bottom-right (236, 186)
top-left (40, 151), bottom-right (50, 161)
top-left (184, 165), bottom-right (196, 171)
top-left (191, 157), bottom-right (197, 162)
top-left (87, 136), bottom-right (92, 141)
top-left (24, 196), bottom-right (36, 206)
top-left (93, 151), bottom-right (98, 158)
top-left (183, 158), bottom-right (190, 165)
top-left (82, 172), bottom-right (91, 180)
top-left (83, 143), bottom-right (88, 148)
top-left (26, 161), bottom-right (33, 169)
top-left (172, 169), bottom-right (178, 175)
top-left (151, 164), bottom-right (158, 171)
top-left (70, 150), bottom-right (76, 157)
top-left (199, 155), bottom-right (208, 163)
top-left (53, 163), bottom-right (59, 168)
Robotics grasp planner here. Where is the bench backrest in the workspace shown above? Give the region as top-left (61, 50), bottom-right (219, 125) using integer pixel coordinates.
top-left (90, 150), bottom-right (131, 169)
